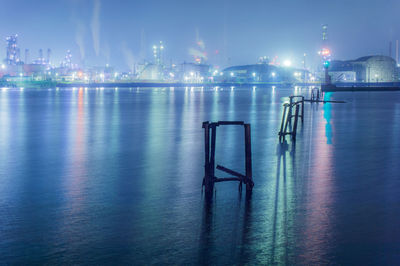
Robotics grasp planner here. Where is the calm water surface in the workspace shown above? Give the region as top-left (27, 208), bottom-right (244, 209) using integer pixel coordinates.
top-left (0, 86), bottom-right (399, 264)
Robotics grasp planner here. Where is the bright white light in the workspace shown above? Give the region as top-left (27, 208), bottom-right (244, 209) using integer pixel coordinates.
top-left (1, 64), bottom-right (6, 69)
top-left (252, 72), bottom-right (256, 77)
top-left (190, 72), bottom-right (194, 76)
top-left (271, 72), bottom-right (276, 77)
top-left (283, 60), bottom-right (292, 67)
top-left (230, 72), bottom-right (234, 77)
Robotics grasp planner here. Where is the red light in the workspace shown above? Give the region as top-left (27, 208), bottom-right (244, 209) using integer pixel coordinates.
top-left (321, 48), bottom-right (330, 56)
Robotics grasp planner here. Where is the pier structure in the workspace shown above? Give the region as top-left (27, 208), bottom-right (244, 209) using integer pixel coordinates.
top-left (202, 121), bottom-right (254, 197)
top-left (279, 96), bottom-right (304, 142)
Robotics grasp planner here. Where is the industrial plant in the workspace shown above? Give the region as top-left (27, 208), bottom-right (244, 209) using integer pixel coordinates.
top-left (1, 27), bottom-right (400, 87)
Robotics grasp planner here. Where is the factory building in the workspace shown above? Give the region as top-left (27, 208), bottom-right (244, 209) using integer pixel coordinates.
top-left (329, 55), bottom-right (398, 83)
top-left (221, 64), bottom-right (309, 83)
top-left (180, 62), bottom-right (210, 83)
top-left (136, 63), bottom-right (164, 81)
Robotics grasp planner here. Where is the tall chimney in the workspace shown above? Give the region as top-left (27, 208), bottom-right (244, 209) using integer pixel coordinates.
top-left (389, 41), bottom-right (392, 58)
top-left (47, 48), bottom-right (51, 64)
top-left (39, 49), bottom-right (43, 64)
top-left (396, 40), bottom-right (399, 65)
top-left (25, 49), bottom-right (29, 64)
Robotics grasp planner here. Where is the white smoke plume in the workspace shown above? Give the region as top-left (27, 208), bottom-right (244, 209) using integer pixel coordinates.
top-left (75, 21), bottom-right (86, 60)
top-left (103, 42), bottom-right (110, 64)
top-left (139, 28), bottom-right (146, 61)
top-left (91, 0), bottom-right (101, 56)
top-left (189, 48), bottom-right (207, 60)
top-left (121, 42), bottom-right (135, 71)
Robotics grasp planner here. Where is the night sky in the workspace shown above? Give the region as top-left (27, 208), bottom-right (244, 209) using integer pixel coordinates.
top-left (1, 0), bottom-right (399, 70)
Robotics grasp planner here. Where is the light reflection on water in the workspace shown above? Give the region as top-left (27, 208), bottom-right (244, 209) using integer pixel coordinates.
top-left (0, 86), bottom-right (400, 264)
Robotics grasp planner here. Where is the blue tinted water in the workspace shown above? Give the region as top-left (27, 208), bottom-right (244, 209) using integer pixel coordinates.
top-left (0, 86), bottom-right (399, 264)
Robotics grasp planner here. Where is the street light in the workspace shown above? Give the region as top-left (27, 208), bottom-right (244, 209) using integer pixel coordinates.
top-left (283, 60), bottom-right (292, 67)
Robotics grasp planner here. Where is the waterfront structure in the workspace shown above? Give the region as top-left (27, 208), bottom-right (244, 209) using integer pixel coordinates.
top-left (180, 62), bottom-right (210, 83)
top-left (329, 55), bottom-right (398, 83)
top-left (136, 63), bottom-right (164, 80)
top-left (221, 64), bottom-right (309, 83)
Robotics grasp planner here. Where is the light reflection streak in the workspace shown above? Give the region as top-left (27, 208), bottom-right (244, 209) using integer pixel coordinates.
top-left (301, 97), bottom-right (334, 264)
top-left (65, 87), bottom-right (87, 214)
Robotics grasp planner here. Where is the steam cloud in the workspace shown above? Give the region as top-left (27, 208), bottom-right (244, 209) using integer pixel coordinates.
top-left (121, 42), bottom-right (135, 71)
top-left (91, 0), bottom-right (101, 56)
top-left (75, 21), bottom-right (86, 59)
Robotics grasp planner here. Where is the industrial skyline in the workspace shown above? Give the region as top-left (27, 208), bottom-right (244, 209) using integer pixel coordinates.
top-left (1, 0), bottom-right (400, 71)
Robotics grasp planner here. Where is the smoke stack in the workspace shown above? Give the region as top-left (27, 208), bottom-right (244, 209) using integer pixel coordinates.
top-left (389, 41), bottom-right (392, 58)
top-left (47, 48), bottom-right (51, 65)
top-left (39, 49), bottom-right (43, 63)
top-left (16, 48), bottom-right (20, 63)
top-left (25, 49), bottom-right (29, 64)
top-left (396, 40), bottom-right (399, 65)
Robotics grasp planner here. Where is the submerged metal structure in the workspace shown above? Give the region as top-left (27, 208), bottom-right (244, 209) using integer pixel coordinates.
top-left (202, 121), bottom-right (254, 197)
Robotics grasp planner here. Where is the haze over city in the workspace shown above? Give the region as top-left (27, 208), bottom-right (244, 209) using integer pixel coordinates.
top-left (2, 1), bottom-right (400, 264)
top-left (1, 0), bottom-right (400, 70)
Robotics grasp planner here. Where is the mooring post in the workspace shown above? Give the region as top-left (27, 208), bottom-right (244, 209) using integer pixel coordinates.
top-left (292, 104), bottom-right (300, 140)
top-left (208, 124), bottom-right (217, 193)
top-left (283, 103), bottom-right (291, 137)
top-left (301, 96), bottom-right (304, 123)
top-left (244, 124), bottom-right (253, 192)
top-left (203, 122), bottom-right (210, 188)
top-left (279, 104), bottom-right (288, 141)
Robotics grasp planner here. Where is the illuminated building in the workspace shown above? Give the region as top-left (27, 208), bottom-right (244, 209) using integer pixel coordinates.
top-left (221, 64), bottom-right (308, 83)
top-left (329, 56), bottom-right (398, 83)
top-left (180, 62), bottom-right (209, 83)
top-left (153, 41), bottom-right (164, 66)
top-left (5, 34), bottom-right (21, 65)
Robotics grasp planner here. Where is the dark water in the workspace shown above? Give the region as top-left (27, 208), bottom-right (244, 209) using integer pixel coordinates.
top-left (0, 86), bottom-right (399, 264)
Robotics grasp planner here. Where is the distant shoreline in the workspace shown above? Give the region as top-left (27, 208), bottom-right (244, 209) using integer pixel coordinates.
top-left (322, 84), bottom-right (400, 92)
top-left (3, 80), bottom-right (400, 91)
